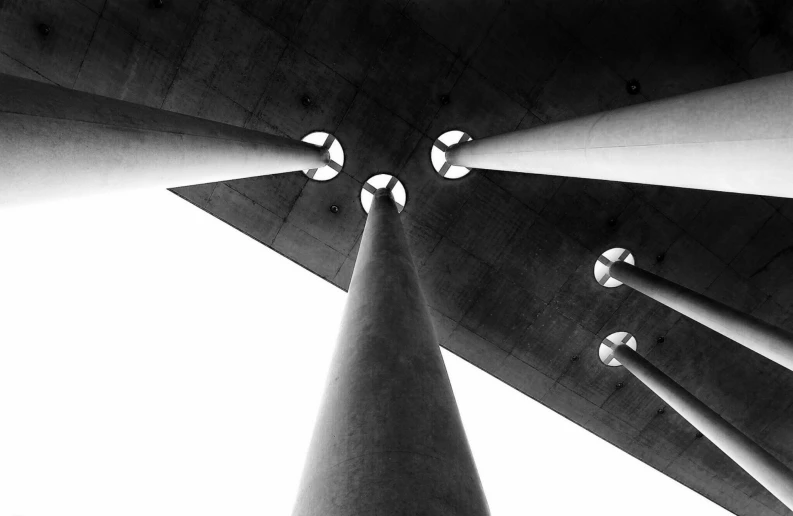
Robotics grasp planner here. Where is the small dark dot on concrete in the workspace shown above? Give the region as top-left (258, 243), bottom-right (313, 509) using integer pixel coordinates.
top-left (616, 382), bottom-right (624, 389)
top-left (626, 79), bottom-right (641, 95)
top-left (330, 204), bottom-right (340, 214)
top-left (657, 407), bottom-right (666, 415)
top-left (301, 95), bottom-right (312, 107)
top-left (607, 217), bottom-right (617, 227)
top-left (657, 335), bottom-right (665, 344)
top-left (571, 355), bottom-right (579, 362)
top-left (38, 23), bottom-right (50, 36)
top-left (696, 432), bottom-right (704, 439)
top-left (656, 252), bottom-right (665, 262)
top-left (439, 94), bottom-right (450, 106)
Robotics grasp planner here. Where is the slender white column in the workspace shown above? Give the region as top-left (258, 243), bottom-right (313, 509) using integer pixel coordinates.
top-left (292, 188), bottom-right (489, 515)
top-left (444, 72), bottom-right (793, 198)
top-left (607, 259), bottom-right (793, 373)
top-left (0, 73), bottom-right (330, 206)
top-left (605, 339), bottom-right (793, 511)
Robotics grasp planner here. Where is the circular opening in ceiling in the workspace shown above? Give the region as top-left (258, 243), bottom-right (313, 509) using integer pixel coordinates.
top-left (431, 130), bottom-right (473, 179)
top-left (360, 174), bottom-right (406, 214)
top-left (301, 131), bottom-right (344, 181)
top-left (599, 332), bottom-right (637, 367)
top-left (593, 247), bottom-right (635, 288)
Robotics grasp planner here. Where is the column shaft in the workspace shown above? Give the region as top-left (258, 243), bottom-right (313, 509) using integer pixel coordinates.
top-left (609, 260), bottom-right (793, 372)
top-left (610, 342), bottom-right (793, 510)
top-left (445, 72), bottom-right (793, 198)
top-left (291, 190), bottom-right (489, 516)
top-left (0, 73), bottom-right (329, 206)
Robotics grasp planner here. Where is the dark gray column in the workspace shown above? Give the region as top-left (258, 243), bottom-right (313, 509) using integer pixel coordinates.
top-left (604, 338), bottom-right (793, 510)
top-left (0, 73), bottom-right (329, 206)
top-left (443, 72), bottom-right (793, 198)
top-left (607, 259), bottom-right (793, 373)
top-left (291, 189), bottom-right (490, 516)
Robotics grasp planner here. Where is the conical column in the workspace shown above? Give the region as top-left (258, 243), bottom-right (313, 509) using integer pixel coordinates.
top-left (292, 189), bottom-right (489, 516)
top-left (444, 71), bottom-right (793, 198)
top-left (0, 73), bottom-right (329, 206)
top-left (605, 339), bottom-right (793, 510)
top-left (608, 259), bottom-right (793, 373)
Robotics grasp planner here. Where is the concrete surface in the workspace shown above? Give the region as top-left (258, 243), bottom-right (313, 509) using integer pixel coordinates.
top-left (2, 1), bottom-right (793, 514)
top-left (293, 189), bottom-right (489, 516)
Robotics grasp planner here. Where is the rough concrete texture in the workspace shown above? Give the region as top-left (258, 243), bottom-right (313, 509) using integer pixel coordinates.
top-left (293, 190), bottom-right (489, 516)
top-left (2, 1), bottom-right (793, 514)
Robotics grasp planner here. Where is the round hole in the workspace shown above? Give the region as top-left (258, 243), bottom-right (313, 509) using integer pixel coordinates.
top-left (302, 131), bottom-right (344, 181)
top-left (431, 130), bottom-right (473, 179)
top-left (593, 247), bottom-right (635, 288)
top-left (598, 331), bottom-right (637, 367)
top-left (360, 174), bottom-right (406, 214)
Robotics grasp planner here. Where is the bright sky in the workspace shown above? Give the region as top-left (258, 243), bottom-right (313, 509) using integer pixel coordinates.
top-left (0, 189), bottom-right (731, 516)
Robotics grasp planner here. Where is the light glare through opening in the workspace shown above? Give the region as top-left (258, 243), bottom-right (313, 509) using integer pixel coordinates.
top-left (599, 332), bottom-right (638, 367)
top-left (360, 174), bottom-right (406, 214)
top-left (302, 132), bottom-right (344, 181)
top-left (431, 130), bottom-right (472, 179)
top-left (594, 247), bottom-right (635, 288)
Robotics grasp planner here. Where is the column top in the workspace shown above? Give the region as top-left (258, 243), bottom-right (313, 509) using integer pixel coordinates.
top-left (599, 332), bottom-right (638, 367)
top-left (301, 131), bottom-right (344, 181)
top-left (431, 130), bottom-right (473, 179)
top-left (360, 174), bottom-right (407, 213)
top-left (594, 247), bottom-right (635, 288)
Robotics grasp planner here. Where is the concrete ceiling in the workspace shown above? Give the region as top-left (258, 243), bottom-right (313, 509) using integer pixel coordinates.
top-left (3, 0), bottom-right (793, 514)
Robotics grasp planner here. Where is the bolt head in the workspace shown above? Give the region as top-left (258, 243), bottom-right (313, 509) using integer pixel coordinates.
top-left (301, 95), bottom-right (312, 107)
top-left (153, 0), bottom-right (164, 7)
top-left (439, 94), bottom-right (450, 106)
top-left (656, 252), bottom-right (665, 262)
top-left (329, 204), bottom-right (340, 214)
top-left (657, 407), bottom-right (665, 415)
top-left (38, 23), bottom-right (50, 36)
top-left (626, 79), bottom-right (641, 95)
top-left (607, 217), bottom-right (617, 227)
top-left (571, 355), bottom-right (579, 362)
top-left (656, 335), bottom-right (665, 344)
top-left (616, 382), bottom-right (624, 389)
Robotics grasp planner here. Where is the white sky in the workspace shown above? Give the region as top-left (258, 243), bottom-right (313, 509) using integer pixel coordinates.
top-left (0, 189), bottom-right (731, 516)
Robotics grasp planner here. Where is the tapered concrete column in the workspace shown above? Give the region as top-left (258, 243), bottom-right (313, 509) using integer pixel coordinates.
top-left (604, 338), bottom-right (793, 510)
top-left (0, 73), bottom-right (330, 206)
top-left (443, 72), bottom-right (793, 198)
top-left (292, 189), bottom-right (489, 516)
top-left (607, 258), bottom-right (793, 372)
